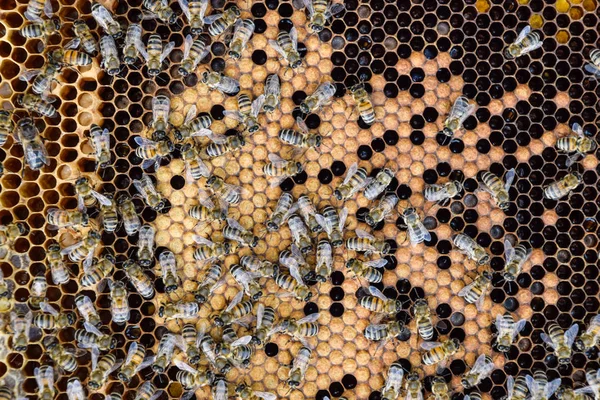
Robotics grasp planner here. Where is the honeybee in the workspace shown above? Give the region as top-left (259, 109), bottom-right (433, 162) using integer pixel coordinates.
top-left (300, 81), bottom-right (336, 114)
top-left (318, 205), bottom-right (348, 247)
top-left (142, 0), bottom-right (177, 24)
top-left (0, 222), bottom-right (30, 270)
top-left (199, 132), bottom-right (246, 159)
top-left (280, 243), bottom-right (310, 277)
top-left (504, 375), bottom-right (529, 400)
top-left (421, 338), bottom-right (461, 365)
top-left (0, 110), bottom-right (14, 146)
top-left (348, 82), bottom-right (375, 125)
top-left (194, 262), bottom-right (223, 303)
top-left (199, 329), bottom-right (228, 372)
top-left (438, 96), bottom-right (475, 139)
top-left (159, 250), bottom-right (180, 293)
top-left (364, 320), bottom-right (409, 353)
top-left (462, 354), bottom-right (495, 389)
top-left (574, 369), bottom-right (600, 400)
top-left (66, 378), bottom-right (86, 400)
top-left (575, 315), bottom-right (600, 353)
top-left (133, 173), bottom-right (167, 211)
top-left (425, 181), bottom-right (463, 206)
top-left (359, 286), bottom-right (402, 315)
top-left (269, 313), bottom-right (319, 347)
top-left (60, 229), bottom-right (102, 269)
top-left (225, 94), bottom-right (263, 134)
top-left (379, 360), bottom-right (404, 400)
top-left (346, 257), bottom-right (386, 283)
top-left (33, 301), bottom-right (75, 331)
top-left (46, 207), bottom-right (88, 232)
top-left (179, 323), bottom-right (202, 365)
top-left (109, 279), bottom-right (130, 325)
top-left (287, 346), bottom-right (312, 391)
top-left (525, 371), bottom-right (561, 400)
top-left (543, 172), bottom-right (582, 200)
top-left (214, 291), bottom-right (254, 327)
top-left (74, 294), bottom-right (101, 327)
top-left (19, 59), bottom-right (61, 101)
top-left (178, 0), bottom-right (208, 34)
top-left (287, 214), bottom-right (312, 253)
top-left (294, 0), bottom-right (345, 33)
top-left (10, 304), bottom-right (36, 351)
top-left (46, 244), bottom-right (70, 285)
top-left (270, 27), bottom-right (303, 73)
top-left (480, 168), bottom-right (515, 211)
top-left (401, 207), bottom-right (431, 246)
top-left (453, 233), bottom-right (490, 266)
top-left (240, 255), bottom-right (279, 279)
top-left (73, 19), bottom-right (98, 55)
top-left (91, 1), bottom-right (121, 37)
top-left (403, 372), bottom-right (423, 400)
top-left (504, 25), bottom-right (543, 59)
top-left (363, 193), bottom-right (397, 227)
top-left (212, 376), bottom-right (230, 400)
top-left (334, 162), bottom-right (370, 201)
top-left (584, 49), bottom-right (600, 80)
top-left (192, 235), bottom-right (234, 263)
top-left (251, 304), bottom-right (277, 346)
top-left (313, 239), bottom-right (333, 282)
top-left (494, 312), bottom-right (527, 353)
top-left (458, 269), bottom-right (492, 311)
top-left (115, 24), bottom-right (140, 65)
top-left (234, 383), bottom-right (277, 400)
top-left (136, 224), bottom-right (155, 267)
top-left (266, 192), bottom-right (296, 232)
top-left (139, 34), bottom-right (175, 77)
top-left (556, 387), bottom-right (592, 400)
top-left (175, 359), bottom-right (213, 397)
top-left (16, 93), bottom-right (56, 118)
top-left (24, 0), bottom-right (52, 21)
top-left (148, 95), bottom-right (172, 140)
top-left (274, 263), bottom-right (312, 302)
top-left (20, 16), bottom-right (60, 43)
top-left (204, 5), bottom-right (241, 37)
top-left (75, 321), bottom-right (117, 351)
top-left (99, 34), bottom-right (121, 76)
top-left (279, 117), bottom-right (323, 153)
top-left (28, 273), bottom-right (47, 310)
top-left (262, 74), bottom-right (281, 113)
top-left (50, 37), bottom-right (93, 67)
top-left (43, 336), bottom-right (81, 372)
top-left (124, 260), bottom-right (155, 299)
top-left (97, 193), bottom-right (118, 233)
top-left (228, 19), bottom-right (255, 60)
top-left (0, 268), bottom-right (15, 313)
top-left (117, 193), bottom-right (141, 235)
top-left (152, 333), bottom-right (181, 373)
top-left (179, 34), bottom-right (210, 77)
top-left (189, 189), bottom-right (227, 229)
top-left (14, 117), bottom-right (49, 171)
top-left (74, 176), bottom-right (112, 208)
top-left (135, 136), bottom-right (174, 170)
top-left (503, 239), bottom-right (532, 281)
top-left (174, 105), bottom-right (213, 141)
top-left (540, 323), bottom-right (579, 365)
top-left (230, 263), bottom-right (262, 300)
top-left (88, 348), bottom-right (122, 390)
top-left (158, 301), bottom-right (200, 320)
top-left (556, 123), bottom-right (597, 167)
top-left (346, 229), bottom-right (391, 255)
top-left (206, 175), bottom-right (243, 205)
top-left (293, 195), bottom-right (321, 233)
top-left (34, 366), bottom-right (55, 400)
top-left (216, 335), bottom-right (255, 368)
top-left (87, 124), bottom-right (112, 170)
top-left (201, 71), bottom-right (241, 95)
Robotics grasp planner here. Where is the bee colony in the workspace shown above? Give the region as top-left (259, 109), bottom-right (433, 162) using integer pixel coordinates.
top-left (0, 0), bottom-right (599, 398)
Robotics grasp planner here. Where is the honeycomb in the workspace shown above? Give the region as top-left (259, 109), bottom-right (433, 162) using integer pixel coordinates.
top-left (0, 0), bottom-right (599, 398)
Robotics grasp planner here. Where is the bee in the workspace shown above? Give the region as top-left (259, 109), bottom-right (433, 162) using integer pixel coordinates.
top-left (346, 229), bottom-right (391, 255)
top-left (364, 320), bottom-right (410, 353)
top-left (74, 176), bottom-right (113, 208)
top-left (230, 263), bottom-right (262, 300)
top-left (334, 162), bottom-right (370, 201)
top-left (201, 71), bottom-right (241, 95)
top-left (60, 230), bottom-right (102, 269)
top-left (119, 23), bottom-right (143, 65)
top-left (438, 96), bottom-right (475, 138)
top-left (200, 132), bottom-right (246, 159)
top-left (574, 369), bottom-right (600, 400)
top-left (365, 193), bottom-right (398, 227)
top-left (175, 359), bottom-right (213, 395)
top-left (556, 387), bottom-right (592, 400)
top-left (136, 224), bottom-right (155, 267)
top-left (401, 207), bottom-right (431, 246)
top-left (73, 19), bottom-right (98, 55)
top-left (178, 0), bottom-right (208, 34)
top-left (403, 372), bottom-right (423, 400)
top-left (152, 333), bottom-right (180, 373)
top-left (135, 136), bottom-right (174, 170)
top-left (269, 27), bottom-right (303, 73)
top-left (287, 346), bottom-right (312, 391)
top-left (33, 301), bottom-right (75, 331)
top-left (180, 324), bottom-right (201, 364)
top-left (266, 192), bottom-right (296, 232)
top-left (458, 269), bottom-right (492, 311)
top-left (19, 59), bottom-right (61, 103)
top-left (413, 300), bottom-right (436, 341)
top-left (348, 82), bottom-right (375, 125)
top-left (117, 193), bottom-right (141, 235)
top-left (158, 301), bottom-right (200, 320)
top-left (505, 375), bottom-right (529, 400)
top-left (543, 172), bottom-right (582, 200)
top-left (425, 181), bottom-right (463, 206)
top-left (525, 371), bottom-right (561, 400)
top-left (216, 335), bottom-right (255, 368)
top-left (88, 124), bottom-right (111, 169)
top-left (228, 19), bottom-right (255, 60)
top-left (300, 81), bottom-right (336, 114)
top-left (139, 34), bottom-right (176, 77)
top-left (317, 205), bottom-right (347, 247)
top-left (88, 348), bottom-right (122, 390)
top-left (50, 38), bottom-right (93, 67)
top-left (34, 366), bottom-right (56, 400)
top-left (214, 291), bottom-right (254, 327)
top-left (20, 16), bottom-right (60, 43)
top-left (66, 377), bottom-right (86, 400)
top-left (43, 335), bottom-right (81, 372)
top-left (0, 110), bottom-right (14, 146)
top-left (179, 34), bottom-right (210, 77)
top-left (124, 260), bottom-right (155, 299)
top-left (14, 117), bottom-right (49, 171)
top-left (0, 268), bottom-right (15, 313)
top-left (174, 105), bottom-right (213, 141)
top-left (194, 262), bottom-right (223, 303)
top-left (189, 189), bottom-right (227, 228)
top-left (453, 233), bottom-right (490, 266)
top-left (74, 294), bottom-right (101, 327)
top-left (295, 195), bottom-right (323, 232)
top-left (504, 25), bottom-right (543, 59)
top-left (584, 49), bottom-right (600, 80)
top-left (274, 262), bottom-right (313, 302)
top-left (240, 255), bottom-right (279, 279)
top-left (199, 329), bottom-right (229, 372)
top-left (133, 173), bottom-right (167, 211)
top-left (149, 94), bottom-right (171, 140)
top-left (158, 250), bottom-right (179, 293)
top-left (0, 222), bottom-right (30, 269)
top-left (262, 74), bottom-right (281, 113)
top-left (24, 0), bottom-right (52, 21)
top-left (287, 214), bottom-right (312, 253)
top-left (280, 243), bottom-right (310, 279)
top-left (234, 383), bottom-right (277, 400)
top-left (462, 354), bottom-right (495, 389)
top-left (421, 338), bottom-right (461, 365)
top-left (29, 273), bottom-right (47, 310)
top-left (91, 1), bottom-right (121, 37)
top-left (575, 315), bottom-right (600, 353)
top-left (380, 360), bottom-right (404, 400)
top-left (294, 0), bottom-right (345, 33)
top-left (16, 93), bottom-right (56, 118)
top-left (269, 313), bottom-right (319, 347)
top-left (540, 323), bottom-right (579, 365)
top-left (556, 123), bottom-right (597, 167)
top-left (204, 5), bottom-right (241, 37)
top-left (212, 376), bottom-right (230, 400)
top-left (192, 235), bottom-right (234, 263)
top-left (10, 304), bottom-right (35, 351)
top-left (346, 258), bottom-right (386, 283)
top-left (143, 0), bottom-right (177, 24)
top-left (225, 93), bottom-right (263, 134)
top-left (359, 286), bottom-right (402, 315)
top-left (99, 193), bottom-right (118, 233)
top-left (313, 239), bottom-right (333, 282)
top-left (46, 207), bottom-right (88, 232)
top-left (494, 312), bottom-right (527, 353)
top-left (480, 168), bottom-right (515, 211)
top-left (109, 279), bottom-right (130, 325)
top-left (75, 321), bottom-right (117, 351)
top-left (503, 239), bottom-right (532, 281)
top-left (46, 244), bottom-right (70, 285)
top-left (99, 34), bottom-right (121, 76)
top-left (279, 117), bottom-right (322, 152)
top-left (206, 175), bottom-right (243, 205)
top-left (251, 304), bottom-right (277, 346)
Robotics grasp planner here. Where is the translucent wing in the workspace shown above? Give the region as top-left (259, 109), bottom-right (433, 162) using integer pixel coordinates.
top-left (368, 285), bottom-right (388, 301)
top-left (545, 379), bottom-right (562, 398)
top-left (134, 136), bottom-right (157, 147)
top-left (265, 74), bottom-right (280, 95)
top-left (525, 374), bottom-right (539, 396)
top-left (289, 27), bottom-right (298, 50)
top-left (448, 96), bottom-right (475, 125)
top-left (125, 341), bottom-right (138, 365)
top-left (223, 110), bottom-right (245, 123)
top-left (227, 217), bottom-right (248, 233)
top-left (540, 332), bottom-right (555, 348)
top-left (91, 345), bottom-right (99, 370)
top-left (231, 335), bottom-right (253, 347)
top-left (515, 25), bottom-right (531, 44)
top-left (584, 63), bottom-right (600, 77)
top-left (365, 259), bottom-right (388, 269)
top-left (355, 228), bottom-right (374, 240)
top-left (475, 290), bottom-right (486, 311)
top-left (44, 0), bottom-right (53, 17)
top-left (92, 6), bottom-right (113, 31)
top-left (136, 40), bottom-right (149, 61)
top-left (83, 321), bottom-right (103, 337)
top-left (197, 189), bottom-right (216, 209)
top-left (572, 122), bottom-right (584, 137)
top-left (251, 95), bottom-right (265, 117)
top-left (329, 3), bottom-right (345, 15)
top-left (504, 239), bottom-right (515, 262)
top-left (193, 235), bottom-right (214, 246)
top-left (288, 264), bottom-right (304, 285)
top-left (564, 323), bottom-right (579, 347)
top-left (91, 190), bottom-right (113, 206)
top-left (458, 281), bottom-right (476, 297)
top-left (256, 303), bottom-right (264, 329)
top-left (506, 376), bottom-right (515, 398)
top-left (184, 104), bottom-right (197, 125)
top-left (566, 153), bottom-right (582, 167)
top-left (471, 354), bottom-right (490, 373)
top-left (66, 378), bottom-right (83, 394)
top-left (203, 13), bottom-right (223, 24)
top-left (174, 359), bottom-right (198, 374)
top-left (343, 162), bottom-right (358, 185)
top-left (65, 38), bottom-right (81, 50)
top-left (19, 69), bottom-right (41, 82)
top-left (290, 243), bottom-right (305, 263)
top-left (338, 207), bottom-right (348, 229)
top-left (268, 40), bottom-right (287, 58)
top-left (295, 116), bottom-right (309, 134)
top-left (589, 314), bottom-right (600, 327)
top-left (60, 241), bottom-right (84, 255)
top-left (178, 0), bottom-right (191, 20)
top-left (297, 313), bottom-right (320, 324)
top-left (504, 168), bottom-right (516, 191)
top-left (267, 153), bottom-right (288, 166)
top-left (254, 392), bottom-right (277, 400)
top-left (512, 319), bottom-right (527, 340)
top-left (420, 341), bottom-right (442, 350)
top-left (160, 41), bottom-right (175, 63)
top-left (225, 291), bottom-right (244, 312)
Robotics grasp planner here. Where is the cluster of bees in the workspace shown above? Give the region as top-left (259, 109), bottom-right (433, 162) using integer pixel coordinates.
top-left (1, 0), bottom-right (600, 397)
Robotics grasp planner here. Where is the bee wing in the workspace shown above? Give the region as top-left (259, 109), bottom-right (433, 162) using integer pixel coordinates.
top-left (227, 217), bottom-right (248, 233)
top-left (289, 27), bottom-right (298, 50)
top-left (515, 25), bottom-right (531, 44)
top-left (506, 376), bottom-right (515, 398)
top-left (297, 313), bottom-right (320, 324)
top-left (44, 0), bottom-right (54, 17)
top-left (197, 188), bottom-right (216, 209)
top-left (584, 63), bottom-right (600, 77)
top-left (475, 290), bottom-right (486, 311)
top-left (589, 314), bottom-right (600, 328)
top-left (566, 152), bottom-right (582, 168)
top-left (338, 206), bottom-right (349, 230)
top-left (504, 168), bottom-right (516, 191)
top-left (365, 259), bottom-right (388, 269)
top-left (355, 228), bottom-right (374, 240)
top-left (193, 235), bottom-right (214, 246)
top-left (66, 378), bottom-right (83, 394)
top-left (564, 323), bottom-right (579, 347)
top-left (268, 40), bottom-right (287, 58)
top-left (291, 0), bottom-right (306, 10)
top-left (545, 379), bottom-right (562, 398)
top-left (83, 321), bottom-right (104, 337)
top-left (174, 358), bottom-right (199, 374)
top-left (420, 341), bottom-right (442, 350)
top-left (290, 243), bottom-right (305, 263)
top-left (572, 122), bottom-right (584, 137)
top-left (223, 110), bottom-right (245, 122)
top-left (254, 392), bottom-right (277, 400)
top-left (64, 37), bottom-right (81, 50)
top-left (265, 74), bottom-right (280, 94)
top-left (252, 95), bottom-right (265, 117)
top-left (19, 69), bottom-right (42, 82)
top-left (124, 341), bottom-right (139, 365)
top-left (329, 3), bottom-right (345, 15)
top-left (267, 153), bottom-right (288, 166)
top-left (91, 190), bottom-right (113, 206)
top-left (148, 390), bottom-right (164, 400)
top-left (92, 6), bottom-right (112, 31)
top-left (256, 303), bottom-right (264, 328)
top-left (136, 40), bottom-right (150, 61)
top-left (60, 241), bottom-right (84, 255)
top-left (314, 213), bottom-right (327, 232)
top-left (448, 96), bottom-right (474, 124)
top-left (503, 238), bottom-right (515, 262)
top-left (134, 136), bottom-right (157, 147)
top-left (214, 380), bottom-right (227, 400)
top-left (368, 285), bottom-right (388, 301)
top-left (231, 335), bottom-right (253, 347)
top-left (178, 0), bottom-right (191, 20)
top-left (160, 41), bottom-right (175, 63)
top-left (183, 104), bottom-right (197, 125)
top-left (512, 319), bottom-right (527, 340)
top-left (539, 332), bottom-right (555, 348)
top-left (288, 264), bottom-right (305, 286)
top-left (225, 291), bottom-right (244, 312)
top-left (471, 354), bottom-right (490, 373)
top-left (295, 116), bottom-right (309, 134)
top-left (90, 345), bottom-right (100, 370)
top-left (343, 162), bottom-right (358, 185)
top-left (203, 13), bottom-right (223, 24)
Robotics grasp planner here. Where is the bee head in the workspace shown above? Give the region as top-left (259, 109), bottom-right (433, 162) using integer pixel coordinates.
top-left (51, 18), bottom-right (61, 30)
top-left (287, 379), bottom-right (299, 388)
top-left (251, 291), bottom-right (263, 301)
top-left (503, 47), bottom-right (517, 59)
top-left (235, 383), bottom-right (247, 393)
top-left (117, 372), bottom-right (131, 383)
top-left (299, 102), bottom-right (310, 114)
top-left (263, 104), bottom-right (275, 113)
top-left (16, 222), bottom-right (29, 236)
top-left (230, 5), bottom-right (241, 16)
top-left (109, 336), bottom-right (118, 349)
top-left (250, 335), bottom-right (262, 345)
top-left (574, 338), bottom-right (585, 351)
top-left (313, 135), bottom-right (322, 147)
top-left (315, 274), bottom-right (327, 283)
top-left (302, 292), bottom-right (313, 302)
top-left (365, 214), bottom-right (376, 227)
top-left (173, 129), bottom-right (185, 141)
top-left (296, 162), bottom-right (304, 172)
top-left (482, 270), bottom-right (492, 280)
top-left (190, 26), bottom-right (203, 35)
top-left (206, 175), bottom-right (217, 186)
top-left (88, 380), bottom-right (101, 390)
top-left (498, 201), bottom-right (511, 211)
top-left (381, 242), bottom-right (392, 255)
top-left (234, 134), bottom-right (246, 146)
top-left (81, 213), bottom-right (90, 226)
top-left (158, 306), bottom-right (165, 318)
top-left (228, 50), bottom-right (241, 60)
top-left (165, 283), bottom-right (178, 293)
top-left (15, 94), bottom-right (24, 105)
top-left (195, 291), bottom-right (207, 303)
top-left (167, 13), bottom-right (177, 25)
top-left (201, 71), bottom-right (209, 83)
top-left (502, 271), bottom-right (516, 281)
top-left (152, 364), bottom-right (164, 373)
top-left (65, 311), bottom-right (77, 325)
top-left (220, 363), bottom-right (232, 374)
top-left (266, 219), bottom-right (279, 231)
top-left (300, 244), bottom-right (312, 254)
top-left (309, 23), bottom-right (324, 33)
top-left (460, 378), bottom-right (471, 389)
top-left (558, 356), bottom-right (571, 365)
top-left (105, 253), bottom-right (116, 264)
top-left (247, 123), bottom-right (259, 133)
top-left (178, 66), bottom-right (190, 76)
top-left (496, 343), bottom-right (511, 353)
top-left (214, 316), bottom-right (224, 326)
top-left (333, 190), bottom-right (342, 200)
top-left (451, 338), bottom-right (461, 348)
top-left (148, 68), bottom-right (161, 76)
